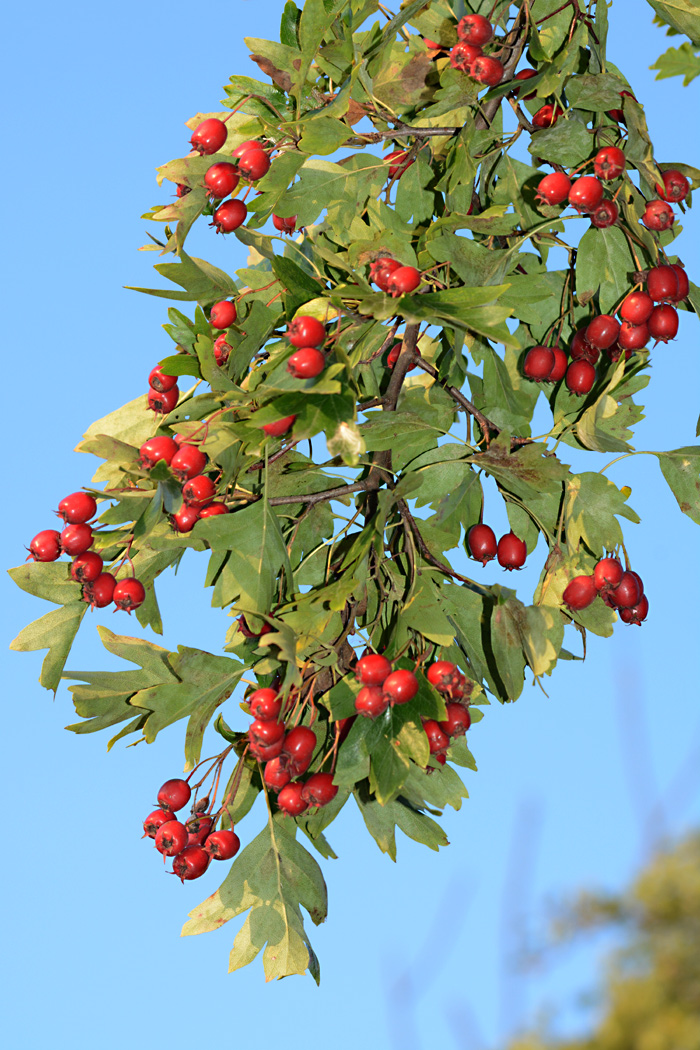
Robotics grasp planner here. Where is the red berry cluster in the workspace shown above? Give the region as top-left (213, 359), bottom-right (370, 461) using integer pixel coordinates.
top-left (27, 491), bottom-right (145, 612)
top-left (369, 257), bottom-right (422, 297)
top-left (563, 557), bottom-right (648, 625)
top-left (286, 314), bottom-right (327, 380)
top-left (467, 524), bottom-right (527, 571)
top-left (354, 653), bottom-right (420, 717)
top-left (449, 14), bottom-right (503, 87)
top-left (423, 660), bottom-right (473, 765)
top-left (137, 432), bottom-right (227, 535)
top-left (143, 777), bottom-right (240, 883)
top-left (147, 362), bottom-right (180, 416)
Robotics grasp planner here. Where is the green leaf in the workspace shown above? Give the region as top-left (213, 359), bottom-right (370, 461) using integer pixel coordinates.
top-left (564, 472), bottom-right (640, 554)
top-left (575, 226), bottom-right (636, 313)
top-left (651, 41), bottom-right (700, 84)
top-left (8, 562), bottom-right (82, 606)
top-left (646, 0), bottom-right (700, 46)
top-left (655, 447), bottom-right (700, 524)
top-left (80, 394), bottom-right (155, 451)
top-left (566, 73), bottom-right (628, 110)
top-left (10, 601), bottom-right (87, 694)
top-left (528, 116), bottom-right (592, 167)
top-left (368, 729), bottom-right (411, 805)
top-left (354, 786), bottom-right (449, 860)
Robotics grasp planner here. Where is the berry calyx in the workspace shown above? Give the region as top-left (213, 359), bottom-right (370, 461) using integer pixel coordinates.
top-left (210, 300), bottom-right (237, 329)
top-left (281, 726), bottom-right (317, 775)
top-left (523, 345), bottom-right (555, 382)
top-left (57, 491), bottom-right (97, 524)
top-left (355, 685), bottom-right (389, 719)
top-left (248, 687), bottom-right (282, 721)
top-left (467, 523), bottom-right (498, 565)
top-left (562, 574), bottom-right (598, 611)
top-left (288, 315), bottom-right (326, 348)
top-left (158, 778), bottom-right (192, 812)
top-left (212, 198), bottom-right (247, 233)
top-left (594, 146), bottom-right (626, 180)
top-left (190, 118), bottom-right (227, 156)
top-left (172, 845), bottom-right (210, 881)
top-left (619, 291), bottom-right (653, 325)
top-left (287, 347), bottom-right (325, 379)
top-left (647, 265), bottom-right (680, 302)
top-left (70, 551), bottom-right (104, 583)
top-left (569, 176), bottom-right (604, 213)
top-left (565, 359), bottom-right (597, 396)
top-left (171, 505), bottom-right (200, 533)
top-left (204, 161), bottom-right (239, 198)
top-left (356, 653), bottom-right (392, 686)
top-left (182, 475), bottom-right (217, 508)
top-left (655, 169), bottom-right (690, 203)
top-left (155, 820), bottom-right (189, 857)
top-left (301, 772), bottom-right (338, 808)
top-left (148, 366), bottom-right (178, 393)
top-left (471, 55), bottom-right (504, 87)
top-left (28, 529), bottom-right (61, 562)
top-left (139, 436), bottom-right (178, 469)
top-left (439, 702), bottom-right (471, 738)
top-left (204, 829), bottom-right (240, 860)
top-left (586, 314), bottom-right (620, 350)
top-left (148, 386), bottom-right (179, 414)
top-left (60, 523), bottom-right (93, 556)
top-left (382, 668), bottom-right (419, 705)
top-left (386, 265), bottom-right (421, 297)
top-left (497, 532), bottom-right (527, 570)
top-left (143, 808), bottom-right (175, 838)
top-left (262, 415), bottom-right (296, 437)
top-left (590, 199), bottom-right (619, 228)
top-left (237, 148), bottom-right (270, 181)
top-left (648, 304), bottom-right (679, 343)
top-left (277, 781), bottom-right (308, 817)
top-left (113, 577), bottom-right (146, 613)
top-left (272, 213), bottom-right (297, 234)
top-left (82, 572), bottom-right (116, 608)
top-left (170, 445), bottom-right (207, 482)
top-left (642, 199), bottom-right (674, 231)
top-left (536, 172), bottom-right (571, 206)
top-left (457, 13), bottom-right (493, 46)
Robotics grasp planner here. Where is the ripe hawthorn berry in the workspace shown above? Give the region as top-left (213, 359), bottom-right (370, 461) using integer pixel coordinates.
top-left (288, 315), bottom-right (325, 348)
top-left (549, 347), bottom-right (568, 382)
top-left (370, 258), bottom-right (401, 291)
top-left (423, 720), bottom-right (449, 756)
top-left (648, 304), bottom-right (679, 343)
top-left (264, 757), bottom-right (292, 791)
top-left (182, 475), bottom-right (217, 508)
top-left (467, 523), bottom-right (498, 564)
top-left (171, 505), bottom-right (200, 533)
top-left (607, 90), bottom-right (637, 123)
top-left (355, 685), bottom-right (389, 719)
top-left (301, 773), bottom-right (338, 808)
top-left (158, 778), bottom-right (192, 812)
top-left (387, 343), bottom-right (420, 370)
top-left (569, 176), bottom-right (604, 213)
top-left (262, 415), bottom-right (296, 437)
top-left (71, 551), bottom-right (104, 583)
top-left (186, 815), bottom-right (214, 848)
top-left (205, 830), bottom-right (240, 860)
top-left (60, 523), bottom-right (93, 556)
top-left (210, 300), bottom-right (237, 329)
top-left (426, 660), bottom-right (459, 691)
top-left (231, 139), bottom-right (262, 159)
top-left (450, 42), bottom-right (483, 72)
top-left (190, 118), bottom-right (227, 155)
top-left (670, 265), bottom-right (690, 302)
top-left (497, 532), bottom-right (527, 570)
top-left (249, 719), bottom-right (286, 752)
top-left (28, 529), bottom-right (61, 562)
top-left (148, 366), bottom-right (178, 393)
top-left (523, 345), bottom-right (555, 382)
top-left (586, 314), bottom-right (620, 350)
top-left (238, 615), bottom-right (272, 638)
top-left (471, 55), bottom-right (504, 86)
top-left (82, 572), bottom-right (116, 608)
top-left (281, 726), bottom-right (317, 774)
top-left (172, 846), bottom-right (210, 881)
top-left (532, 104), bottom-right (563, 128)
top-left (212, 198), bottom-right (247, 233)
top-left (143, 808), bottom-right (175, 838)
top-left (57, 492), bottom-right (97, 524)
top-left (237, 149), bottom-right (270, 181)
top-left (619, 594), bottom-right (649, 625)
top-left (439, 702), bottom-right (471, 738)
top-left (213, 333), bottom-right (230, 367)
top-left (385, 149), bottom-right (414, 179)
top-left (139, 436), bottom-right (178, 469)
top-left (386, 265), bottom-right (421, 297)
top-left (199, 502), bottom-right (227, 518)
top-left (590, 200), bottom-right (619, 229)
top-left (277, 781), bottom-right (308, 817)
top-left (562, 574), bottom-right (598, 611)
top-left (570, 328), bottom-right (599, 363)
top-left (594, 146), bottom-right (626, 180)
top-left (628, 570), bottom-right (645, 596)
top-left (356, 653), bottom-right (392, 686)
top-left (566, 359), bottom-right (596, 396)
top-left (655, 169), bottom-right (690, 203)
top-left (617, 321), bottom-right (648, 351)
top-left (620, 291), bottom-right (653, 325)
top-left (272, 213), bottom-right (297, 234)
top-left (609, 571), bottom-right (642, 609)
top-left (647, 265), bottom-right (679, 302)
top-left (249, 737), bottom-right (284, 762)
top-left (536, 172), bottom-right (571, 206)
top-left (176, 183), bottom-right (190, 198)
top-left (382, 668), bottom-right (419, 705)
top-left (512, 69), bottom-right (538, 100)
top-left (594, 557), bottom-right (623, 592)
top-left (642, 199), bottom-right (674, 231)
top-left (457, 13), bottom-right (493, 45)
top-left (148, 386), bottom-right (179, 414)
top-left (113, 578), bottom-right (146, 613)
top-left (204, 162), bottom-right (239, 199)
top-left (287, 347), bottom-right (325, 379)
top-left (170, 445), bottom-right (207, 482)
top-left (155, 820), bottom-right (189, 857)
top-left (248, 687), bottom-right (282, 721)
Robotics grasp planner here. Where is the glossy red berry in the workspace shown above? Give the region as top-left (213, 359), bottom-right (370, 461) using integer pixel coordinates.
top-left (113, 577), bottom-right (146, 612)
top-left (170, 445), bottom-right (207, 482)
top-left (249, 717), bottom-right (285, 749)
top-left (288, 315), bottom-right (326, 348)
top-left (497, 532), bottom-right (527, 570)
top-left (272, 213), bottom-right (297, 234)
top-left (386, 266), bottom-right (421, 297)
top-left (155, 820), bottom-right (189, 857)
top-left (562, 574), bottom-right (598, 611)
top-left (385, 149), bottom-right (414, 179)
top-left (426, 660), bottom-right (459, 691)
top-left (370, 258), bottom-right (401, 291)
top-left (619, 594), bottom-right (649, 625)
top-left (82, 572), bottom-right (116, 608)
top-left (655, 169), bottom-right (690, 203)
top-left (457, 12), bottom-right (493, 44)
top-left (670, 265), bottom-right (689, 302)
top-left (609, 571), bottom-right (642, 609)
top-left (467, 523), bottom-right (498, 565)
top-left (70, 551), bottom-right (103, 583)
top-left (281, 726), bottom-right (317, 774)
top-left (439, 702), bottom-right (471, 738)
top-left (238, 149), bottom-right (270, 181)
top-left (262, 415), bottom-right (296, 437)
top-left (238, 615), bottom-right (272, 638)
top-left (139, 436), bottom-right (178, 469)
top-left (570, 328), bottom-right (599, 364)
top-left (569, 176), bottom-right (604, 213)
top-left (619, 291), bottom-right (653, 325)
top-left (594, 557), bottom-right (623, 592)
top-left (566, 359), bottom-right (597, 396)
top-left (617, 321), bottom-right (648, 351)
top-left (382, 668), bottom-right (419, 705)
top-left (249, 737), bottom-right (284, 762)
top-left (277, 781), bottom-right (308, 817)
top-left (471, 55), bottom-right (504, 86)
top-left (356, 653), bottom-right (392, 686)
top-left (301, 772), bottom-right (338, 808)
top-left (60, 523), bottom-right (93, 556)
top-left (176, 183), bottom-right (190, 198)
top-left (172, 845), bottom-right (210, 881)
top-left (590, 199), bottom-right (619, 228)
top-left (182, 475), bottom-right (217, 508)
top-left (212, 198), bottom-right (247, 233)
top-left (57, 491), bottom-right (97, 524)
top-left (158, 778), bottom-right (192, 812)
top-left (648, 304), bottom-right (679, 343)
top-left (264, 757), bottom-right (292, 791)
top-left (190, 118), bottom-right (227, 155)
top-left (212, 333), bottom-right (230, 367)
top-left (143, 808), bottom-right (175, 838)
top-left (387, 343), bottom-right (420, 370)
top-left (523, 345), bottom-right (555, 382)
top-left (287, 347), bottom-right (325, 379)
top-left (248, 687), bottom-right (282, 721)
top-left (450, 42), bottom-right (483, 72)
top-left (532, 104), bottom-right (563, 128)
top-left (198, 502), bottom-right (227, 518)
top-left (231, 139), bottom-right (263, 159)
top-left (355, 685), bottom-right (389, 719)
top-left (28, 529), bottom-right (61, 562)
top-left (586, 315), bottom-right (620, 350)
top-left (536, 172), bottom-right (571, 206)
top-left (642, 199), bottom-right (674, 231)
top-left (512, 68), bottom-right (538, 99)
top-left (549, 346), bottom-right (568, 382)
top-left (204, 829), bottom-right (240, 860)
top-left (647, 265), bottom-right (680, 302)
top-left (210, 300), bottom-right (237, 329)
top-left (148, 366), bottom-right (178, 393)
top-left (148, 386), bottom-right (179, 414)
top-left (186, 815), bottom-right (214, 848)
top-left (424, 720), bottom-right (450, 755)
top-left (594, 146), bottom-right (626, 181)
top-left (171, 505), bottom-right (200, 533)
top-left (204, 161), bottom-right (239, 198)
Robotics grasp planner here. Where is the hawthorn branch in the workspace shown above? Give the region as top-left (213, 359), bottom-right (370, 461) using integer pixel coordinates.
top-left (397, 499), bottom-right (487, 591)
top-left (411, 356), bottom-right (499, 445)
top-left (475, 8), bottom-right (529, 131)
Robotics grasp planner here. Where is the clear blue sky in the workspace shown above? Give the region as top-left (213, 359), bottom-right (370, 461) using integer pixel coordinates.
top-left (2, 2), bottom-right (698, 1048)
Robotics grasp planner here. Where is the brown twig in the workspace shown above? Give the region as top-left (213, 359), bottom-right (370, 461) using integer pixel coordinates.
top-left (396, 499), bottom-right (486, 591)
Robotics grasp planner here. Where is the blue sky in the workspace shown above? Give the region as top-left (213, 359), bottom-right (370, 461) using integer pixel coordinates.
top-left (2, 2), bottom-right (699, 1048)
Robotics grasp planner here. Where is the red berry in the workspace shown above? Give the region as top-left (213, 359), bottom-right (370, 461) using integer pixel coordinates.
top-left (382, 668), bottom-right (419, 705)
top-left (82, 572), bottom-right (116, 608)
top-left (532, 104), bottom-right (563, 128)
top-left (301, 772), bottom-right (338, 808)
top-left (288, 315), bottom-right (326, 348)
top-left (355, 685), bottom-right (389, 718)
top-left (655, 169), bottom-right (690, 203)
top-left (565, 359), bottom-right (596, 396)
top-left (569, 176), bottom-right (604, 213)
top-left (182, 475), bottom-right (217, 508)
top-left (249, 738), bottom-right (284, 762)
top-left (619, 594), bottom-right (649, 625)
top-left (213, 333), bottom-right (230, 367)
top-left (148, 366), bottom-right (178, 393)
top-left (248, 687), bottom-right (282, 721)
top-left (586, 314), bottom-right (620, 350)
top-left (607, 90), bottom-right (637, 123)
top-left (170, 444), bottom-right (207, 482)
top-left (190, 118), bottom-right (227, 156)
top-left (387, 265), bottom-right (421, 297)
top-left (172, 845), bottom-right (210, 881)
top-left (198, 502), bottom-right (227, 518)
top-left (113, 577), bottom-right (146, 612)
top-left (648, 304), bottom-right (679, 343)
top-left (467, 523), bottom-right (498, 565)
top-left (617, 321), bottom-right (648, 351)
top-left (642, 199), bottom-right (674, 231)
top-left (262, 414), bottom-right (296, 437)
top-left (204, 161), bottom-right (239, 198)
top-left (148, 386), bottom-right (179, 414)
top-left (57, 491), bottom-right (97, 524)
top-left (237, 148), bottom-right (270, 181)
top-left (272, 213), bottom-right (297, 234)
top-left (590, 199), bottom-right (619, 228)
top-left (423, 720), bottom-right (450, 755)
top-left (356, 653), bottom-right (392, 686)
top-left (536, 172), bottom-right (571, 206)
top-left (281, 726), bottom-right (317, 775)
top-left (186, 814), bottom-right (214, 848)
top-left (139, 436), bottom-right (178, 469)
top-left (471, 55), bottom-right (503, 87)
top-left (210, 300), bottom-right (237, 329)
top-left (212, 198), bottom-right (247, 233)
top-left (143, 808), bottom-right (175, 838)
top-left (70, 550), bottom-right (103, 583)
top-left (238, 615), bottom-right (272, 638)
top-left (497, 532), bottom-right (527, 570)
top-left (669, 265), bottom-right (690, 302)
top-left (249, 717), bottom-right (285, 750)
top-left (60, 523), bottom-right (93, 556)
top-left (457, 13), bottom-right (493, 46)
top-left (204, 829), bottom-right (240, 860)
top-left (570, 327), bottom-right (599, 363)
top-left (158, 778), bottom-right (192, 812)
top-left (619, 291), bottom-right (653, 325)
top-left (594, 557), bottom-right (623, 592)
top-left (231, 139), bottom-right (263, 159)
top-left (594, 146), bottom-right (626, 181)
top-left (523, 345), bottom-right (555, 382)
top-left (609, 571), bottom-right (642, 609)
top-left (155, 820), bottom-right (189, 857)
top-left (28, 529), bottom-right (61, 562)
top-left (549, 346), bottom-right (568, 382)
top-left (562, 574), bottom-right (598, 611)
top-left (176, 184), bottom-right (190, 198)
top-left (287, 347), bottom-right (325, 378)
top-left (450, 42), bottom-right (483, 72)
top-left (647, 265), bottom-right (680, 302)
top-left (512, 68), bottom-right (537, 100)
top-left (426, 661), bottom-right (459, 691)
top-left (439, 702), bottom-right (471, 738)
top-left (385, 150), bottom-right (414, 179)
top-left (171, 505), bottom-right (200, 533)
top-left (277, 781), bottom-right (308, 817)
top-left (264, 757), bottom-right (292, 791)
top-left (370, 258), bottom-right (401, 291)
top-left (387, 343), bottom-right (420, 370)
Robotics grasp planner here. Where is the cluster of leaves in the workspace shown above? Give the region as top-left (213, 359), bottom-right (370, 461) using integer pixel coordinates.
top-left (9, 0), bottom-right (700, 981)
top-left (649, 0), bottom-right (700, 87)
